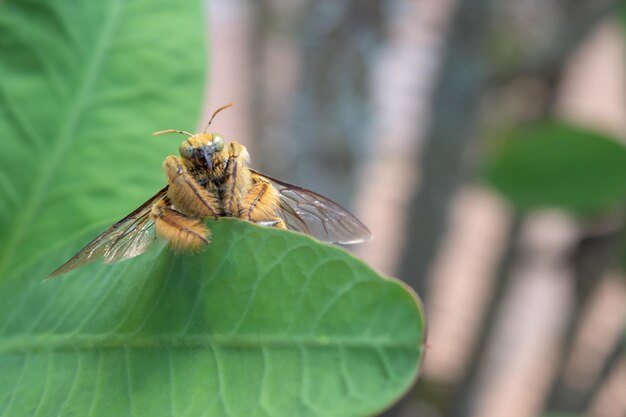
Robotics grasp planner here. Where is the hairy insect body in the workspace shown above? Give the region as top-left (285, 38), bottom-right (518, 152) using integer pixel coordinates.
top-left (161, 155), bottom-right (220, 218)
top-left (244, 174), bottom-right (283, 224)
top-left (48, 107), bottom-right (371, 278)
top-left (152, 135), bottom-right (284, 250)
top-left (221, 142), bottom-right (253, 217)
top-left (151, 198), bottom-right (210, 250)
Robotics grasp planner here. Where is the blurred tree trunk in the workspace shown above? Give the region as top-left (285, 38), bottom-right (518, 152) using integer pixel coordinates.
top-left (445, 25), bottom-right (566, 417)
top-left (284, 0), bottom-right (388, 208)
top-left (249, 0), bottom-right (271, 162)
top-left (380, 0), bottom-right (494, 415)
top-left (444, 2), bottom-right (620, 417)
top-left (533, 1), bottom-right (621, 414)
top-left (445, 214), bottom-right (525, 417)
top-left (387, 0), bottom-right (620, 416)
top-left (395, 0), bottom-right (493, 300)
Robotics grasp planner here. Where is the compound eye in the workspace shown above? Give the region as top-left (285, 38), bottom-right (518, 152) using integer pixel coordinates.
top-left (212, 134), bottom-right (224, 152)
top-left (179, 141), bottom-right (194, 159)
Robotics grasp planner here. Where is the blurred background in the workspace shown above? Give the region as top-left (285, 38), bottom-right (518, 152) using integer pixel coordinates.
top-left (203, 0), bottom-right (626, 416)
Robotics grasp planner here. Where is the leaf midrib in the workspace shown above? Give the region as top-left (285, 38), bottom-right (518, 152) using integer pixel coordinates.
top-left (0, 0), bottom-right (124, 276)
top-left (0, 333), bottom-right (422, 354)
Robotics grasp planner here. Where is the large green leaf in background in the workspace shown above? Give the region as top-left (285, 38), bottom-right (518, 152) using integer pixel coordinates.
top-left (0, 220), bottom-right (425, 417)
top-left (482, 121), bottom-right (626, 214)
top-left (0, 1), bottom-right (425, 416)
top-left (0, 0), bottom-right (207, 276)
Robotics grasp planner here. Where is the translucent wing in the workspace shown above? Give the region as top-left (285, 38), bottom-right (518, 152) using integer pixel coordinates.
top-left (48, 187), bottom-right (168, 278)
top-left (251, 170), bottom-right (372, 244)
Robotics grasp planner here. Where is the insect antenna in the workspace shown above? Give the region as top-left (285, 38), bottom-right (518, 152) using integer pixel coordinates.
top-left (203, 102), bottom-right (235, 132)
top-left (152, 129), bottom-right (194, 137)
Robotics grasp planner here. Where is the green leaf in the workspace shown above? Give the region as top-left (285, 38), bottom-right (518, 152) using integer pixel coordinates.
top-left (0, 0), bottom-right (207, 276)
top-left (481, 121), bottom-right (626, 213)
top-left (0, 219), bottom-right (425, 417)
top-left (0, 3), bottom-right (424, 416)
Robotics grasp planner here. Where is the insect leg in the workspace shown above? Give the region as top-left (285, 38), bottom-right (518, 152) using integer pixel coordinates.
top-left (222, 142), bottom-right (252, 216)
top-left (241, 174), bottom-right (286, 229)
top-left (163, 155), bottom-right (221, 218)
top-left (150, 199), bottom-right (211, 250)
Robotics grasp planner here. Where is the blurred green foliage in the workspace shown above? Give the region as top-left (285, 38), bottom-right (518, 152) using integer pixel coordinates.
top-left (482, 121), bottom-right (626, 214)
top-left (0, 1), bottom-right (424, 416)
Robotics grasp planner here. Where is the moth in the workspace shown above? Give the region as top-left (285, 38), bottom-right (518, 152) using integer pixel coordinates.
top-left (49, 104), bottom-right (371, 278)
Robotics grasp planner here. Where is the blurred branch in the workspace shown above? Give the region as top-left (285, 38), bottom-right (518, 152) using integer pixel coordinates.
top-left (395, 0), bottom-right (493, 298)
top-left (545, 218), bottom-right (624, 413)
top-left (582, 329), bottom-right (626, 412)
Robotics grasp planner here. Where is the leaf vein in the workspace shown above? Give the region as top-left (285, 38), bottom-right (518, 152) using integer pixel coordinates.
top-left (309, 279), bottom-right (359, 333)
top-left (0, 0), bottom-right (125, 276)
top-left (124, 344), bottom-right (136, 417)
top-left (86, 349), bottom-right (103, 417)
top-left (0, 353), bottom-right (29, 417)
top-left (30, 350), bottom-right (52, 417)
top-left (54, 346), bottom-right (81, 417)
top-left (167, 347), bottom-right (176, 417)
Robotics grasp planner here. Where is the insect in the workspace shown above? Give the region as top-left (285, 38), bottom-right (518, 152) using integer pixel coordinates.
top-left (49, 104), bottom-right (371, 278)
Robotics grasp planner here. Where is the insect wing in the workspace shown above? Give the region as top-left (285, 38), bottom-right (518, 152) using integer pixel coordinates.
top-left (251, 170), bottom-right (372, 244)
top-left (48, 187), bottom-right (168, 278)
